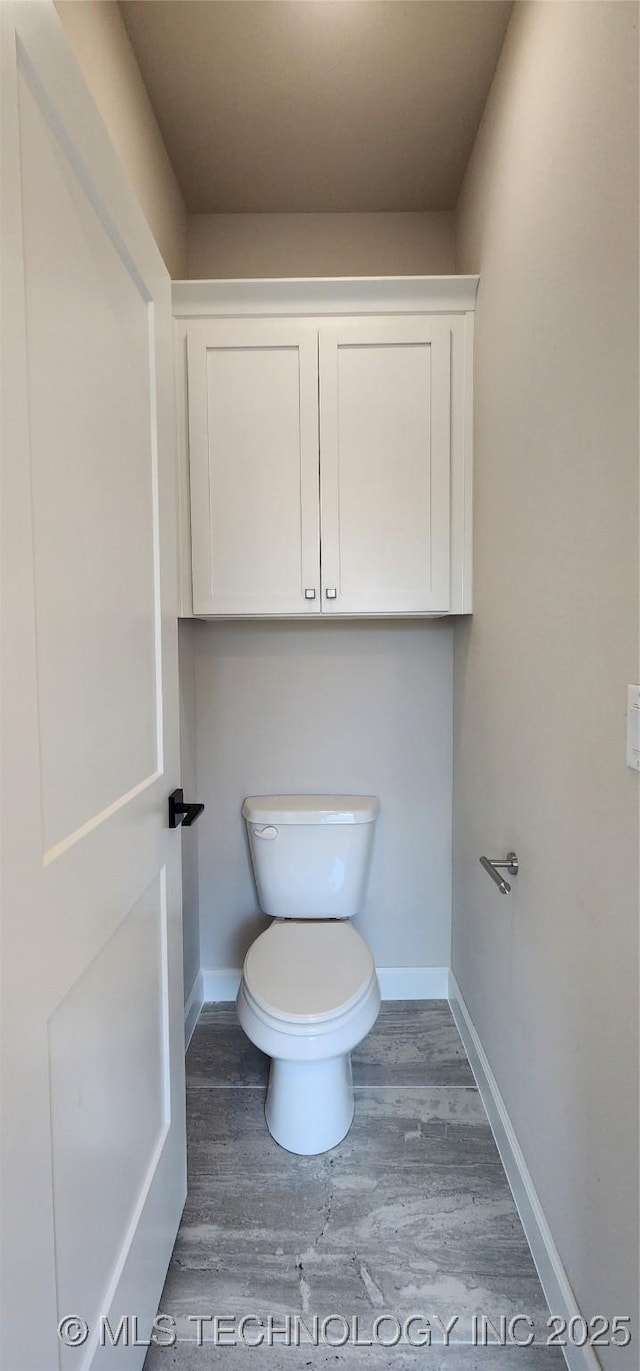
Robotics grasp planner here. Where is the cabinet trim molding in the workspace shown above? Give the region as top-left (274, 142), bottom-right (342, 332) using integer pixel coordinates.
top-left (172, 275), bottom-right (479, 319)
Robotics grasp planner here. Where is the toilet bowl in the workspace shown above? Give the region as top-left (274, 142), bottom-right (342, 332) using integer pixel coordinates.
top-left (236, 795), bottom-right (380, 1155)
top-left (238, 919), bottom-right (381, 1154)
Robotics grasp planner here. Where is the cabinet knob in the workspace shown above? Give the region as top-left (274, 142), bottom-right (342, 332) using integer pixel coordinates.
top-left (304, 588), bottom-right (316, 600)
top-left (325, 587), bottom-right (337, 599)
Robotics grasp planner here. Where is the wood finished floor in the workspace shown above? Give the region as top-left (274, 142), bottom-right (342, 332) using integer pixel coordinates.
top-left (144, 1003), bottom-right (563, 1370)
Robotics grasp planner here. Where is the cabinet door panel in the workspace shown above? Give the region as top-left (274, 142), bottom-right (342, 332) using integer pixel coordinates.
top-left (319, 318), bottom-right (451, 614)
top-left (188, 321), bottom-right (320, 615)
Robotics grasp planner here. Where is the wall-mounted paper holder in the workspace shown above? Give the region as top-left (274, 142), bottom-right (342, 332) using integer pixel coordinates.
top-left (479, 853), bottom-right (519, 894)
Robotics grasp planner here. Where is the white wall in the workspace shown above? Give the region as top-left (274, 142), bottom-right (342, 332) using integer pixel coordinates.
top-left (186, 211), bottom-right (454, 279)
top-left (194, 621), bottom-right (453, 976)
top-left (55, 0), bottom-right (187, 277)
top-left (453, 1), bottom-right (639, 1358)
top-left (185, 209), bottom-right (457, 985)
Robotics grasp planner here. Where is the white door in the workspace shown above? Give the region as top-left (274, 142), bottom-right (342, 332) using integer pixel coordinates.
top-left (1, 5), bottom-right (186, 1368)
top-left (187, 319), bottom-right (321, 615)
top-left (319, 317), bottom-right (452, 614)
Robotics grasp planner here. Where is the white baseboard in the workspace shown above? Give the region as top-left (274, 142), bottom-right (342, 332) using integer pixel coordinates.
top-left (202, 965), bottom-right (449, 1004)
top-left (448, 972), bottom-right (596, 1371)
top-left (184, 970), bottom-right (204, 1048)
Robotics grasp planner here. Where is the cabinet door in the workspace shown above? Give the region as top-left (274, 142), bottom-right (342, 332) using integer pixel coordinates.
top-left (187, 320), bottom-right (320, 615)
top-left (319, 318), bottom-right (451, 614)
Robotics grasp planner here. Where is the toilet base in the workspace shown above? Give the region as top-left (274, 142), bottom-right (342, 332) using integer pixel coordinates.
top-left (265, 1053), bottom-right (354, 1155)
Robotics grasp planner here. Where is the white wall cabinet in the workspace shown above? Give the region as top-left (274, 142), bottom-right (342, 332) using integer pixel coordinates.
top-left (319, 317), bottom-right (451, 615)
top-left (187, 319), bottom-right (321, 616)
top-left (174, 277), bottom-right (477, 618)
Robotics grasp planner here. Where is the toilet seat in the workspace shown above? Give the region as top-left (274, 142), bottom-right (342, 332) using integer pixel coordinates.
top-left (243, 919), bottom-right (375, 1024)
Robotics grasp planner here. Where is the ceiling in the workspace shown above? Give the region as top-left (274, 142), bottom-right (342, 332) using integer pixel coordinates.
top-left (120, 0), bottom-right (513, 215)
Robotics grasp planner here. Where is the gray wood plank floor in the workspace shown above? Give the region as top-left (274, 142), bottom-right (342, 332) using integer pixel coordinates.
top-left (144, 1003), bottom-right (563, 1370)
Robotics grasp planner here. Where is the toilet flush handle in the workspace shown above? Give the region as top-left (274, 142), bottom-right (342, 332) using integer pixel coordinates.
top-left (254, 825), bottom-right (278, 840)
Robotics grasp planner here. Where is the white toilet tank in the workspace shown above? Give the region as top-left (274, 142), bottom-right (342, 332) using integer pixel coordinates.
top-left (243, 795), bottom-right (379, 919)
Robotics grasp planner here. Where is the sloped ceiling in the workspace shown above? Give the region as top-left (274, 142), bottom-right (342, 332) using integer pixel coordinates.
top-left (120, 0), bottom-right (513, 214)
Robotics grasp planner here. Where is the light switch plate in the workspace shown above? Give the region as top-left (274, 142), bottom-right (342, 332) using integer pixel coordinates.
top-left (626, 685), bottom-right (640, 770)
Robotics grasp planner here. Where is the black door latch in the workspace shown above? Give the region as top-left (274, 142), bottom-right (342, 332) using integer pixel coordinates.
top-left (168, 789), bottom-right (205, 829)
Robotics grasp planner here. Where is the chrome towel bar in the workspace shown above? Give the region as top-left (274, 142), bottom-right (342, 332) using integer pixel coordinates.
top-left (479, 852), bottom-right (519, 895)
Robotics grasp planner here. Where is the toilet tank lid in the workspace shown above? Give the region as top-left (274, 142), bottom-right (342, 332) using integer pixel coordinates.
top-left (242, 795), bottom-right (379, 825)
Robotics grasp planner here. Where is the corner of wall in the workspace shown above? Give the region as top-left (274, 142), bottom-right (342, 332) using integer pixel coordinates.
top-left (55, 0), bottom-right (188, 277)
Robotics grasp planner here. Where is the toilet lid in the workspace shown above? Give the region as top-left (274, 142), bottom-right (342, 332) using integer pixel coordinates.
top-left (243, 921), bottom-right (375, 1023)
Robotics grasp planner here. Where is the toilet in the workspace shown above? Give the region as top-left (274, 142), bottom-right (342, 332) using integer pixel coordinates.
top-left (236, 794), bottom-right (381, 1155)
